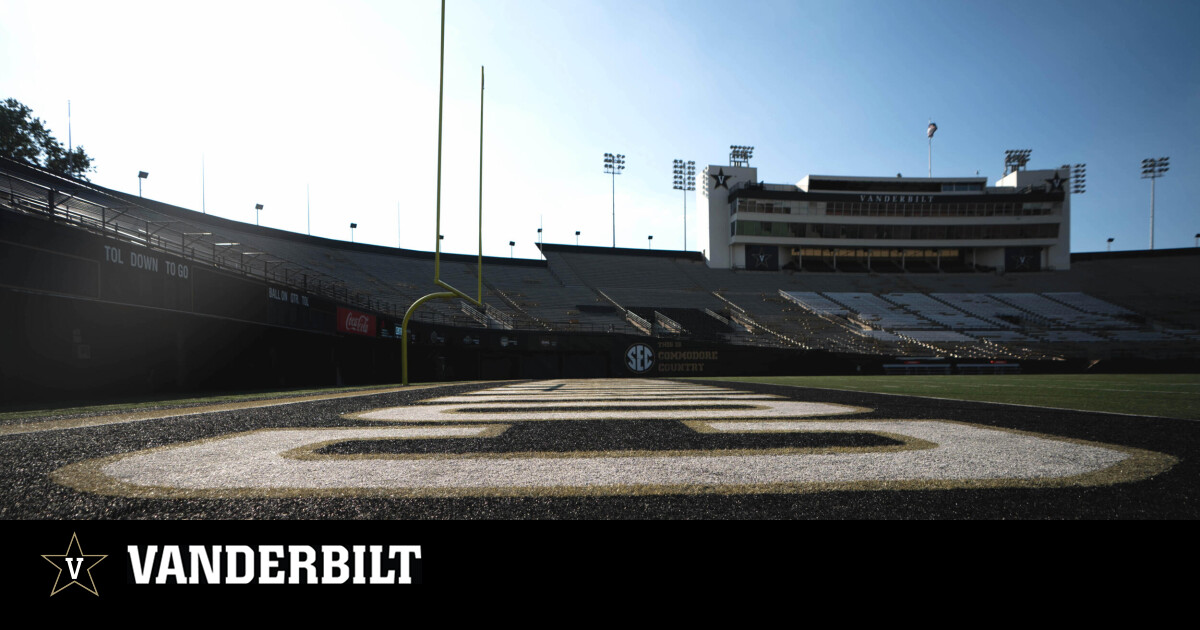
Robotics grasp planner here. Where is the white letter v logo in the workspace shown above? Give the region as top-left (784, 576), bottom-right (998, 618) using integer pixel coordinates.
top-left (66, 558), bottom-right (83, 580)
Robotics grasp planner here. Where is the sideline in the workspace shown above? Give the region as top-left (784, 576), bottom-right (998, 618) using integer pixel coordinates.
top-left (0, 383), bottom-right (470, 436)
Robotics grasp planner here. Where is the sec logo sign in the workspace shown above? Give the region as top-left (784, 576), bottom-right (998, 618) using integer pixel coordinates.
top-left (625, 343), bottom-right (655, 374)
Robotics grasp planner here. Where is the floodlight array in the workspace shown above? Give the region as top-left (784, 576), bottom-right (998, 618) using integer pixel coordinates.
top-left (672, 159), bottom-right (696, 191)
top-left (1062, 163), bottom-right (1087, 194)
top-left (1072, 163), bottom-right (1086, 194)
top-left (603, 153), bottom-right (626, 175)
top-left (1004, 149), bottom-right (1032, 174)
top-left (1141, 157), bottom-right (1170, 250)
top-left (729, 145), bottom-right (754, 167)
top-left (1141, 157), bottom-right (1169, 179)
top-left (604, 152), bottom-right (625, 247)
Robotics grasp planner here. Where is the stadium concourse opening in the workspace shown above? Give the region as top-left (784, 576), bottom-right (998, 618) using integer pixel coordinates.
top-left (2, 156), bottom-right (1199, 403)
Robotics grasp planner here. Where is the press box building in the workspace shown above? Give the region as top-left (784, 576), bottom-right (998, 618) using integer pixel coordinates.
top-left (699, 161), bottom-right (1072, 273)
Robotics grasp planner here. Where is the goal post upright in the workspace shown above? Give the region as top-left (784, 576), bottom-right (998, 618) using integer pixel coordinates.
top-left (402, 0), bottom-right (485, 385)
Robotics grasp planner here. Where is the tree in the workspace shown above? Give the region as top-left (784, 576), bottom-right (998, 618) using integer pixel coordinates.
top-left (0, 98), bottom-right (93, 180)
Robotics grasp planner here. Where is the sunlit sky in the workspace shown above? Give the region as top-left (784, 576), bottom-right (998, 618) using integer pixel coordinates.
top-left (2, 0), bottom-right (1197, 259)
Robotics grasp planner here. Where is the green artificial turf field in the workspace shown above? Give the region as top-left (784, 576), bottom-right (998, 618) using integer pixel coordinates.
top-left (700, 374), bottom-right (1200, 420)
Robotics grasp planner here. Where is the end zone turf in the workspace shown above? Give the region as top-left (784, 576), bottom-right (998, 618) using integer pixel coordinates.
top-left (2, 379), bottom-right (1197, 518)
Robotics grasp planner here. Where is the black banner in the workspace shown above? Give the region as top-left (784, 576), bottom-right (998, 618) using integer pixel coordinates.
top-left (744, 244), bottom-right (779, 271)
top-left (1005, 247), bottom-right (1042, 272)
top-left (0, 519), bottom-right (804, 606)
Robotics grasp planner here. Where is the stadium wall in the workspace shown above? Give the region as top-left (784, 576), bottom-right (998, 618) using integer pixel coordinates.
top-left (4, 196), bottom-right (1196, 404)
top-left (0, 287), bottom-right (857, 402)
top-left (0, 208), bottom-right (858, 402)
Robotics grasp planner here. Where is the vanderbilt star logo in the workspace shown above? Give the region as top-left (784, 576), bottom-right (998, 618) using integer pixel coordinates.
top-left (710, 168), bottom-right (733, 190)
top-left (1045, 173), bottom-right (1065, 191)
top-left (42, 533), bottom-right (107, 596)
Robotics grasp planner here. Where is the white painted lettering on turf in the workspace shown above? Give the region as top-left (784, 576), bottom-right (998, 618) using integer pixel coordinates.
top-left (88, 421), bottom-right (1133, 496)
top-left (63, 381), bottom-right (1172, 498)
top-left (352, 379), bottom-right (864, 422)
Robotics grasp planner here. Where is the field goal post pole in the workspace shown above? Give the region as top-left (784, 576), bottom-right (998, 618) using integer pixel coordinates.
top-left (402, 0), bottom-right (484, 385)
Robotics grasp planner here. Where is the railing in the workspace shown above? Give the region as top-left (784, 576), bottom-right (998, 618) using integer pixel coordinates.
top-left (459, 301), bottom-right (489, 327)
top-left (482, 282), bottom-right (553, 331)
top-left (712, 291), bottom-right (808, 349)
top-left (776, 289), bottom-right (880, 345)
top-left (626, 311), bottom-right (653, 335)
top-left (704, 308), bottom-right (732, 327)
top-left (2, 168), bottom-right (387, 316)
top-left (389, 309), bottom-right (638, 335)
top-left (484, 304), bottom-right (515, 330)
top-left (593, 289), bottom-right (651, 335)
top-left (594, 289), bottom-right (626, 314)
top-left (654, 311), bottom-right (685, 335)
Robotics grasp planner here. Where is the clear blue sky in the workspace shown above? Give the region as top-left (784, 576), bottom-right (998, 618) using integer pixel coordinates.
top-left (2, 0), bottom-right (1197, 258)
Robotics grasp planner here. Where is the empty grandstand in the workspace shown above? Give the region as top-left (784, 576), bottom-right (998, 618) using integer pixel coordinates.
top-left (2, 156), bottom-right (1198, 401)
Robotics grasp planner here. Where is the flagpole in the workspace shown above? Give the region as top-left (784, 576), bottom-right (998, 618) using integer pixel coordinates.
top-left (927, 120), bottom-right (937, 178)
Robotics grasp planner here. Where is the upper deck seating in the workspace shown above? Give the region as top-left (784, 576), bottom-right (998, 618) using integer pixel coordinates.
top-left (823, 292), bottom-right (934, 329)
top-left (883, 293), bottom-right (998, 330)
top-left (990, 292), bottom-right (1132, 329)
top-left (930, 293), bottom-right (1022, 328)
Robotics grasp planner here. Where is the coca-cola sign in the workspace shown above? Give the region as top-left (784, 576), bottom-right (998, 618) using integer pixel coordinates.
top-left (337, 307), bottom-right (376, 336)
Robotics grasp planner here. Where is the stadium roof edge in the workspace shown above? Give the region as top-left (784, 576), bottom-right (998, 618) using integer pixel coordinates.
top-left (1071, 248), bottom-right (1200, 262)
top-left (0, 157), bottom-right (547, 268)
top-left (538, 242), bottom-right (706, 261)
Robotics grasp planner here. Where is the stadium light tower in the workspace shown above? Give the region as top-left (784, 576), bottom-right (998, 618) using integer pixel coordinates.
top-left (1142, 157), bottom-right (1169, 249)
top-left (673, 159), bottom-right (696, 250)
top-left (1107, 237), bottom-right (1114, 252)
top-left (350, 222), bottom-right (357, 243)
top-left (138, 171), bottom-right (148, 197)
top-left (604, 153), bottom-right (625, 247)
top-left (1004, 150), bottom-right (1032, 175)
top-left (255, 203), bottom-right (264, 226)
top-left (509, 240), bottom-right (515, 258)
top-left (729, 145), bottom-right (754, 167)
top-left (575, 230), bottom-right (580, 246)
top-left (1071, 164), bottom-right (1086, 195)
top-left (648, 235), bottom-right (653, 250)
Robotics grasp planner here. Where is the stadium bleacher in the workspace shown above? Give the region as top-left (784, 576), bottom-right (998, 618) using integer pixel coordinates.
top-left (4, 155), bottom-right (1200, 365)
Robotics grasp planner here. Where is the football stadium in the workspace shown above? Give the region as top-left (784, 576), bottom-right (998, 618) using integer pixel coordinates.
top-left (1, 1), bottom-right (1197, 527)
top-left (2, 148), bottom-right (1199, 520)
top-left (4, 148), bottom-right (1200, 393)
